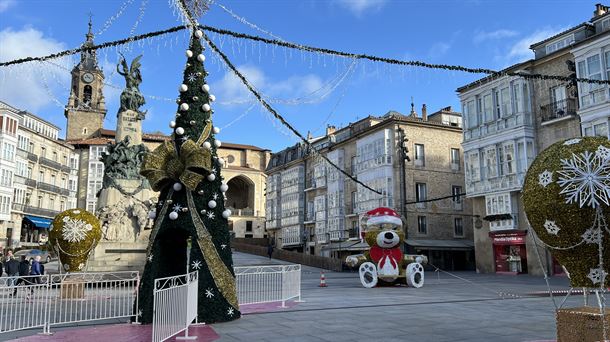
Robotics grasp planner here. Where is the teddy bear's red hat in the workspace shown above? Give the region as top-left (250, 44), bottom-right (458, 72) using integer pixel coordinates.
top-left (365, 207), bottom-right (402, 227)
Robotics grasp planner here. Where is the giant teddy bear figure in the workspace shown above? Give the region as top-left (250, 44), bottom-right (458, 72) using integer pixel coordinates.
top-left (345, 207), bottom-right (426, 288)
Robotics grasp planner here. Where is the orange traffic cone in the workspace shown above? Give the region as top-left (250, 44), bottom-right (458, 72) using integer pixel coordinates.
top-left (319, 271), bottom-right (327, 287)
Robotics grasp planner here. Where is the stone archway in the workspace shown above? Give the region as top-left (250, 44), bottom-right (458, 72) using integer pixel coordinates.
top-left (226, 175), bottom-right (255, 214)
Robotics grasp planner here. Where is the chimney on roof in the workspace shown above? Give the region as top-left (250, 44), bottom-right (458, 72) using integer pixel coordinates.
top-left (595, 3), bottom-right (609, 17)
top-left (307, 131), bottom-right (313, 140)
top-left (421, 104), bottom-right (427, 121)
top-left (443, 106), bottom-right (452, 112)
top-left (326, 125), bottom-right (336, 136)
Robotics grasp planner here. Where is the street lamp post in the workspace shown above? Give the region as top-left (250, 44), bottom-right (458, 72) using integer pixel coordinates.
top-left (396, 127), bottom-right (410, 247)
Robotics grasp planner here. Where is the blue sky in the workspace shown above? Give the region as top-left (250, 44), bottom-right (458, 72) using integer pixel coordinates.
top-left (0, 0), bottom-right (592, 151)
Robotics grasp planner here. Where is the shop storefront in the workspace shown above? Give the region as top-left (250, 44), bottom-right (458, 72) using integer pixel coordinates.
top-left (489, 230), bottom-right (528, 274)
top-left (21, 215), bottom-right (52, 247)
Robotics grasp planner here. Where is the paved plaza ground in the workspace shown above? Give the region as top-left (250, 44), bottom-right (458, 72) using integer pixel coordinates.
top-left (1, 251), bottom-right (589, 341)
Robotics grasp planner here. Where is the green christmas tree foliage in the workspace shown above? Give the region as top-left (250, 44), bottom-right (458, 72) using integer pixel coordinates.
top-left (137, 30), bottom-right (240, 324)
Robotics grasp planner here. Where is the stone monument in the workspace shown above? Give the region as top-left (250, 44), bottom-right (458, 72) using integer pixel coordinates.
top-left (88, 54), bottom-right (156, 272)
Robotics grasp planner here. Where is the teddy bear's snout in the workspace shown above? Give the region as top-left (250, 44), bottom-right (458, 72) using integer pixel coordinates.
top-left (384, 232), bottom-right (394, 240)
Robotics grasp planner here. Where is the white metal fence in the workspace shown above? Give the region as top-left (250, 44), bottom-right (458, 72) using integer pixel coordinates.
top-left (0, 271), bottom-right (139, 335)
top-left (152, 271), bottom-right (199, 342)
top-left (235, 264), bottom-right (301, 307)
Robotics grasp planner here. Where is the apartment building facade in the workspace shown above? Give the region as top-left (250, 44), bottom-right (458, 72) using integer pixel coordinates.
top-left (458, 3), bottom-right (610, 276)
top-left (0, 101), bottom-right (79, 250)
top-left (266, 106), bottom-right (475, 271)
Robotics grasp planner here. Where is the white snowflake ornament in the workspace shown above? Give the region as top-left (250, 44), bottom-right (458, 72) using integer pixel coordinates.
top-left (207, 212), bottom-right (215, 219)
top-left (187, 73), bottom-right (197, 83)
top-left (596, 145), bottom-right (610, 160)
top-left (581, 228), bottom-right (602, 244)
top-left (227, 307), bottom-right (234, 316)
top-left (543, 220), bottom-right (560, 235)
top-left (191, 260), bottom-right (202, 270)
top-left (221, 244), bottom-right (227, 250)
top-left (538, 170), bottom-right (553, 187)
top-left (62, 217), bottom-right (93, 243)
top-left (205, 288), bottom-right (214, 298)
top-left (557, 150), bottom-right (610, 208)
top-left (587, 267), bottom-right (607, 285)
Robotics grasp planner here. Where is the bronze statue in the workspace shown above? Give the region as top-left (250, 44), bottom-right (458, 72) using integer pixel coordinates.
top-left (117, 53), bottom-right (146, 116)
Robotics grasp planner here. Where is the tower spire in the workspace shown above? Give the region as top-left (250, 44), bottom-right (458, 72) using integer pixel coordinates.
top-left (86, 12), bottom-right (94, 43)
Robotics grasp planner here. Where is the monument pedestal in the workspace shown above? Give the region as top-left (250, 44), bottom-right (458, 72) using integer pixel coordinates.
top-left (92, 180), bottom-right (155, 273)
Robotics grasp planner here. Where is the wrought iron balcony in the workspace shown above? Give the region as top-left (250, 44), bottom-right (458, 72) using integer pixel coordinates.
top-left (39, 157), bottom-right (63, 170)
top-left (38, 182), bottom-right (64, 194)
top-left (23, 205), bottom-right (59, 218)
top-left (540, 98), bottom-right (577, 123)
top-left (25, 178), bottom-right (37, 188)
top-left (17, 148), bottom-right (38, 162)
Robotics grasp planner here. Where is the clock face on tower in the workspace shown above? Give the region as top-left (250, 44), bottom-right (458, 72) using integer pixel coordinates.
top-left (82, 72), bottom-right (94, 83)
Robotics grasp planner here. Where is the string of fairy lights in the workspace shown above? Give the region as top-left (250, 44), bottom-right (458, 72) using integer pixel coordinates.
top-left (0, 6), bottom-right (607, 197)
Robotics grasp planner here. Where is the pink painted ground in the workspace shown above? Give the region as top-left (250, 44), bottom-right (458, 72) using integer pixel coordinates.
top-left (10, 324), bottom-right (219, 342)
top-left (239, 300), bottom-right (298, 314)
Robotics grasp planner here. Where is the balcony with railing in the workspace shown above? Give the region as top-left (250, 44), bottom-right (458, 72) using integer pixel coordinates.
top-left (487, 213), bottom-right (520, 231)
top-left (38, 182), bottom-right (65, 194)
top-left (24, 205), bottom-right (59, 218)
top-left (226, 207), bottom-right (257, 217)
top-left (540, 98), bottom-right (577, 123)
top-left (466, 173), bottom-right (524, 197)
top-left (12, 203), bottom-right (25, 212)
top-left (39, 157), bottom-right (63, 170)
top-left (25, 178), bottom-right (37, 188)
top-left (464, 111), bottom-right (533, 142)
top-left (17, 148), bottom-right (38, 162)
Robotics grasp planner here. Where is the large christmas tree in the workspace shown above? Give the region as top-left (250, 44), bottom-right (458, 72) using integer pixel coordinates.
top-left (137, 29), bottom-right (240, 324)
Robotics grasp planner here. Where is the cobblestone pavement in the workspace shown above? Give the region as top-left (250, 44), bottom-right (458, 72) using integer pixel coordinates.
top-left (2, 251), bottom-right (587, 341)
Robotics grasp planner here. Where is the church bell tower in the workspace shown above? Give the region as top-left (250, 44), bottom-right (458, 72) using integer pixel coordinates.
top-left (65, 19), bottom-right (107, 140)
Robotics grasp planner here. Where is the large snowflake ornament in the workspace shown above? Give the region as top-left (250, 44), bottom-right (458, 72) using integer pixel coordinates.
top-left (62, 217), bottom-right (93, 242)
top-left (207, 212), bottom-right (215, 219)
top-left (191, 260), bottom-right (202, 270)
top-left (587, 267), bottom-right (607, 285)
top-left (187, 73), bottom-right (198, 83)
top-left (172, 204), bottom-right (183, 212)
top-left (582, 227), bottom-right (602, 244)
top-left (543, 220), bottom-right (560, 235)
top-left (557, 150), bottom-right (610, 208)
top-left (538, 170), bottom-right (553, 188)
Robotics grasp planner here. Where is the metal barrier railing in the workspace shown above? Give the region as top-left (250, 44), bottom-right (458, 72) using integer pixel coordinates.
top-left (46, 272), bottom-right (139, 332)
top-left (0, 275), bottom-right (50, 334)
top-left (234, 264), bottom-right (301, 307)
top-left (152, 271), bottom-right (198, 342)
top-left (0, 272), bottom-right (139, 335)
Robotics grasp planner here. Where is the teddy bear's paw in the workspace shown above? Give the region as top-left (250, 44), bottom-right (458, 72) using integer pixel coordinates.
top-left (406, 263), bottom-right (425, 288)
top-left (359, 262), bottom-right (378, 288)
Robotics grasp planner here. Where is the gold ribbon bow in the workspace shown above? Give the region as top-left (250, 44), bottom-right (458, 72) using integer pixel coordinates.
top-left (140, 139), bottom-right (212, 191)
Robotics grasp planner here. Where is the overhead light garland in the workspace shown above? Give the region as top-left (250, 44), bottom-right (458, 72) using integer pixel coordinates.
top-left (1, 24), bottom-right (608, 86)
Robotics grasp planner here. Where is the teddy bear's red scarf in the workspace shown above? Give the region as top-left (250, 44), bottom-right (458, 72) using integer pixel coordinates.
top-left (369, 246), bottom-right (403, 268)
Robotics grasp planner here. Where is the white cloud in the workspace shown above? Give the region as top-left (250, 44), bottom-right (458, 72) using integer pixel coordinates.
top-left (213, 65), bottom-right (324, 105)
top-left (337, 0), bottom-right (387, 16)
top-left (0, 0), bottom-right (16, 13)
top-left (0, 27), bottom-right (68, 112)
top-left (473, 29), bottom-right (518, 43)
top-left (428, 42), bottom-right (451, 58)
top-left (503, 26), bottom-right (568, 65)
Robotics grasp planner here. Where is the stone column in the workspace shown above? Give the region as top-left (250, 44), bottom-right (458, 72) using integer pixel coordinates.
top-left (116, 109), bottom-right (143, 145)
